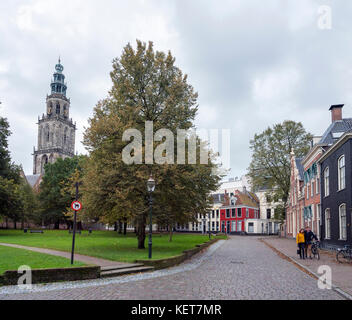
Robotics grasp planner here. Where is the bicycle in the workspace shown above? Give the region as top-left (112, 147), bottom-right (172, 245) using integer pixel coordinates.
top-left (311, 240), bottom-right (320, 260)
top-left (336, 245), bottom-right (352, 264)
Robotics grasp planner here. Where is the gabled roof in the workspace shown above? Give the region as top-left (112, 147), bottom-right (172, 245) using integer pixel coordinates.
top-left (25, 174), bottom-right (41, 187)
top-left (319, 119), bottom-right (352, 145)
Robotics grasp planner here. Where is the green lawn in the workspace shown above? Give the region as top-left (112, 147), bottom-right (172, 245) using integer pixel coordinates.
top-left (0, 245), bottom-right (85, 275)
top-left (0, 230), bottom-right (224, 263)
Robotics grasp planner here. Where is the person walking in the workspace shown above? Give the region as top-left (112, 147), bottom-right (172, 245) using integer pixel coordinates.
top-left (304, 226), bottom-right (318, 259)
top-left (296, 228), bottom-right (306, 259)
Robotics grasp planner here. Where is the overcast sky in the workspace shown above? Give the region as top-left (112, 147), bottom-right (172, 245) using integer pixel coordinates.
top-left (1, 0), bottom-right (352, 177)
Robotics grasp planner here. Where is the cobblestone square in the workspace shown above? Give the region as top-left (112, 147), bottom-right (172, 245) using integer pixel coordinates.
top-left (0, 237), bottom-right (344, 300)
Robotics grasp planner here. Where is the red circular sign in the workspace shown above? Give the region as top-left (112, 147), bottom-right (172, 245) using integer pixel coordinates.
top-left (71, 200), bottom-right (82, 211)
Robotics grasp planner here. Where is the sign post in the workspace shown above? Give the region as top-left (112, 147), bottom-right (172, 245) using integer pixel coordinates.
top-left (70, 182), bottom-right (82, 265)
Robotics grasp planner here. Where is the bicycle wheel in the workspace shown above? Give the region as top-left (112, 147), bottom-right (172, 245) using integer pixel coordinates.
top-left (312, 247), bottom-right (320, 260)
top-left (336, 251), bottom-right (349, 263)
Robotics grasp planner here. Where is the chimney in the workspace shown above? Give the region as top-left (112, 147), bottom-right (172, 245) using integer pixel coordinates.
top-left (329, 104), bottom-right (344, 122)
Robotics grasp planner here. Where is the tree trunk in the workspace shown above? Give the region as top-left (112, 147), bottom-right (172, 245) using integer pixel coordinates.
top-left (5, 218), bottom-right (8, 229)
top-left (169, 224), bottom-right (173, 242)
top-left (118, 220), bottom-right (122, 234)
top-left (14, 219), bottom-right (17, 229)
top-left (123, 221), bottom-right (127, 235)
top-left (136, 216), bottom-right (146, 249)
top-left (114, 221), bottom-right (117, 231)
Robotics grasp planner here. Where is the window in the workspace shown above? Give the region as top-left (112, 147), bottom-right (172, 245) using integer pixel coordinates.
top-left (316, 178), bottom-right (319, 194)
top-left (231, 209), bottom-right (235, 218)
top-left (216, 210), bottom-right (219, 218)
top-left (56, 104), bottom-right (60, 114)
top-left (216, 221), bottom-right (219, 231)
top-left (306, 184), bottom-right (309, 200)
top-left (324, 167), bottom-right (329, 197)
top-left (231, 221), bottom-right (236, 232)
top-left (226, 209), bottom-right (230, 218)
top-left (237, 208), bottom-right (242, 218)
top-left (266, 209), bottom-right (271, 219)
top-left (325, 209), bottom-right (331, 239)
top-left (212, 210), bottom-right (215, 219)
top-left (248, 223), bottom-right (254, 233)
top-left (311, 181), bottom-right (314, 197)
top-left (212, 221), bottom-right (215, 231)
top-left (237, 220), bottom-right (242, 232)
top-left (246, 208), bottom-right (249, 217)
top-left (339, 204), bottom-right (347, 240)
top-left (338, 156), bottom-right (346, 190)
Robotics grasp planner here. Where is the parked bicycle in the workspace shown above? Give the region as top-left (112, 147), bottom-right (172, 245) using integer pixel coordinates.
top-left (336, 245), bottom-right (352, 263)
top-left (311, 240), bottom-right (320, 260)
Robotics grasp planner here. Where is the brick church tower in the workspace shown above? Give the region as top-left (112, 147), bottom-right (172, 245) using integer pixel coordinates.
top-left (33, 59), bottom-right (76, 174)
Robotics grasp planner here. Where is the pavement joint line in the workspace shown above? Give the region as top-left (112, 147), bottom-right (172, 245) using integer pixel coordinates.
top-left (0, 240), bottom-right (226, 296)
top-left (260, 238), bottom-right (352, 301)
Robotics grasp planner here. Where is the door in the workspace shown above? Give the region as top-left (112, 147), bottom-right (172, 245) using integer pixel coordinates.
top-left (226, 221), bottom-right (230, 233)
top-left (248, 222), bottom-right (254, 233)
top-left (221, 221), bottom-right (225, 233)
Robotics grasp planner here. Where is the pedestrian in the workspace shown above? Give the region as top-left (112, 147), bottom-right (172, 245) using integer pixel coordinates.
top-left (296, 228), bottom-right (305, 259)
top-left (304, 226), bottom-right (318, 259)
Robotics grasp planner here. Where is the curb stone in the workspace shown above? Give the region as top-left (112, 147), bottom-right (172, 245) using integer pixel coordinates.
top-left (260, 239), bottom-right (352, 301)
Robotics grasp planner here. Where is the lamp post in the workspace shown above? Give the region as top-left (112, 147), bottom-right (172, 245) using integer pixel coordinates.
top-left (147, 175), bottom-right (155, 259)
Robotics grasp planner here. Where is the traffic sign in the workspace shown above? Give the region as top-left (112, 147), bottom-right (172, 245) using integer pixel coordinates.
top-left (71, 200), bottom-right (82, 211)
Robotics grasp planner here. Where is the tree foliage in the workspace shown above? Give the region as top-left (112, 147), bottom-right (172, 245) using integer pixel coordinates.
top-left (248, 120), bottom-right (312, 209)
top-left (0, 116), bottom-right (30, 226)
top-left (38, 156), bottom-right (85, 228)
top-left (82, 40), bottom-right (222, 248)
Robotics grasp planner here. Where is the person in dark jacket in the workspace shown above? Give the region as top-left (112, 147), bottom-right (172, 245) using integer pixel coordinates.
top-left (304, 226), bottom-right (318, 259)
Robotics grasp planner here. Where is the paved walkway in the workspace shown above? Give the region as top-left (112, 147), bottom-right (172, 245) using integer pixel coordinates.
top-left (262, 237), bottom-right (352, 297)
top-left (0, 236), bottom-right (343, 300)
top-left (0, 243), bottom-right (137, 268)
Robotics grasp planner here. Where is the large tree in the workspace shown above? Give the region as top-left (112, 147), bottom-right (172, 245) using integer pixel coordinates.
top-left (0, 116), bottom-right (24, 227)
top-left (38, 156), bottom-right (85, 228)
top-left (83, 40), bottom-right (222, 249)
top-left (248, 120), bottom-right (312, 215)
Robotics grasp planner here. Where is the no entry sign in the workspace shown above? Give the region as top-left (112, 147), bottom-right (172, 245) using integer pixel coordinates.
top-left (71, 200), bottom-right (82, 211)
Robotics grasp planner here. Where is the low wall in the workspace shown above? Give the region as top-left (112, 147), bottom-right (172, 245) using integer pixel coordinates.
top-left (0, 266), bottom-right (100, 286)
top-left (135, 237), bottom-right (223, 270)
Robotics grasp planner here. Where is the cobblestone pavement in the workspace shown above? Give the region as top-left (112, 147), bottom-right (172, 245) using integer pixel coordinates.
top-left (263, 237), bottom-right (352, 297)
top-left (0, 236), bottom-right (343, 300)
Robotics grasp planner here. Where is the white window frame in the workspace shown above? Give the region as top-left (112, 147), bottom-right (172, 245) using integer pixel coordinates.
top-left (306, 184), bottom-right (309, 200)
top-left (339, 204), bottom-right (347, 240)
top-left (325, 208), bottom-right (331, 239)
top-left (324, 167), bottom-right (329, 197)
top-left (338, 155), bottom-right (346, 191)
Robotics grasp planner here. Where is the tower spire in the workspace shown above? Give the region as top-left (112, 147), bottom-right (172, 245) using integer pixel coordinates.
top-left (51, 58), bottom-right (67, 96)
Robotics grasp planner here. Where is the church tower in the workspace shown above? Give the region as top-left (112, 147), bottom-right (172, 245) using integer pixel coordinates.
top-left (33, 59), bottom-right (76, 174)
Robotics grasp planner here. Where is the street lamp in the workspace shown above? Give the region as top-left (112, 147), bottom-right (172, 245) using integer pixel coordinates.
top-left (147, 175), bottom-right (155, 259)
